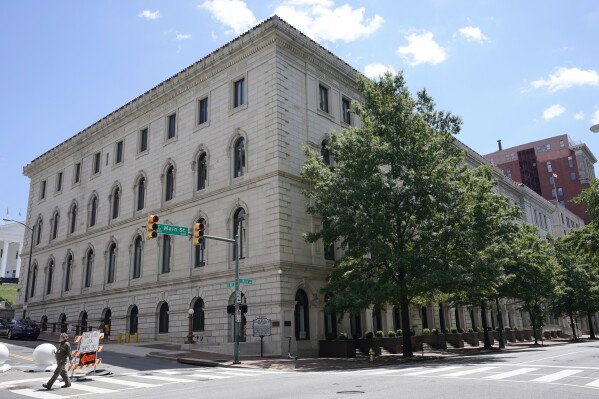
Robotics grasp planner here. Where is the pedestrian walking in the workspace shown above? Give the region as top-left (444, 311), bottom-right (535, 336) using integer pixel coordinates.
top-left (42, 332), bottom-right (72, 390)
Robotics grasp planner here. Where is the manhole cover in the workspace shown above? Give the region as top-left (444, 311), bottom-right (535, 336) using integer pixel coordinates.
top-left (5, 385), bottom-right (33, 390)
top-left (337, 391), bottom-right (364, 394)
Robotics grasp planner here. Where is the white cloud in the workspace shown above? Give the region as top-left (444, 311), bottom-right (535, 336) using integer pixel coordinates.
top-left (200, 0), bottom-right (257, 36)
top-left (543, 104), bottom-right (566, 120)
top-left (273, 0), bottom-right (383, 43)
top-left (138, 10), bottom-right (160, 20)
top-left (211, 31), bottom-right (218, 40)
top-left (574, 112), bottom-right (585, 120)
top-left (175, 33), bottom-right (192, 41)
top-left (363, 63), bottom-right (396, 80)
top-left (592, 109), bottom-right (599, 125)
top-left (457, 26), bottom-right (488, 43)
top-left (530, 67), bottom-right (599, 92)
top-left (397, 32), bottom-right (447, 66)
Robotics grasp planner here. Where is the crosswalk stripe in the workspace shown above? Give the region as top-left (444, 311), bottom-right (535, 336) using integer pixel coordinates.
top-left (441, 366), bottom-right (497, 377)
top-left (67, 384), bottom-right (117, 394)
top-left (192, 373), bottom-right (230, 379)
top-left (586, 378), bottom-right (599, 388)
top-left (134, 375), bottom-right (195, 383)
top-left (212, 371), bottom-right (264, 377)
top-left (8, 388), bottom-right (64, 399)
top-left (531, 369), bottom-right (582, 382)
top-left (363, 368), bottom-right (408, 375)
top-left (484, 368), bottom-right (538, 380)
top-left (404, 366), bottom-right (461, 376)
top-left (96, 377), bottom-right (158, 388)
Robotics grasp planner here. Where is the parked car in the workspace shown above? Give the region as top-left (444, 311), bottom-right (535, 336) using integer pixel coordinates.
top-left (0, 319), bottom-right (40, 340)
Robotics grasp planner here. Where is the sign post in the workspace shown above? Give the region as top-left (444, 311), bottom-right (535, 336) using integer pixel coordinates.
top-left (252, 317), bottom-right (272, 358)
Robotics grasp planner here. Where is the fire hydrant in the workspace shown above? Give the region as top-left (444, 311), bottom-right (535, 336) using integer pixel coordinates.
top-left (369, 348), bottom-right (375, 362)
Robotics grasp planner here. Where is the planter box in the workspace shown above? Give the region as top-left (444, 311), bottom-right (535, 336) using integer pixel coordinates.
top-left (522, 329), bottom-right (533, 340)
top-left (356, 338), bottom-right (382, 356)
top-left (422, 334), bottom-right (447, 349)
top-left (318, 340), bottom-right (356, 358)
top-left (503, 330), bottom-right (516, 343)
top-left (543, 331), bottom-right (551, 339)
top-left (462, 332), bottom-right (479, 347)
top-left (478, 331), bottom-right (495, 346)
top-left (550, 330), bottom-right (557, 338)
top-left (380, 337), bottom-right (402, 354)
top-left (445, 333), bottom-right (464, 348)
top-left (514, 330), bottom-right (524, 341)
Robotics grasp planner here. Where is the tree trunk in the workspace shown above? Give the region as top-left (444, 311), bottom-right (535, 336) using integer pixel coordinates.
top-left (588, 312), bottom-right (596, 339)
top-left (401, 295), bottom-right (413, 357)
top-left (480, 300), bottom-right (491, 349)
top-left (530, 309), bottom-right (538, 345)
top-left (569, 311), bottom-right (577, 340)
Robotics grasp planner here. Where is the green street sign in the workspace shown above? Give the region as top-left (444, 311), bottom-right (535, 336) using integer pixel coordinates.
top-left (227, 282), bottom-right (235, 288)
top-left (157, 224), bottom-right (189, 236)
top-left (226, 279), bottom-right (253, 288)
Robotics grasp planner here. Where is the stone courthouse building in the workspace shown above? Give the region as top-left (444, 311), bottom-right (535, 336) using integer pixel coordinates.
top-left (16, 17), bottom-right (590, 357)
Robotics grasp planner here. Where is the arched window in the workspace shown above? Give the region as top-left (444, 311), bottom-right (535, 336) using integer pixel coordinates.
top-left (162, 235), bottom-right (171, 273)
top-left (84, 249), bottom-right (93, 288)
top-left (89, 195), bottom-right (98, 227)
top-left (233, 208), bottom-right (245, 260)
top-left (129, 306), bottom-right (138, 334)
top-left (59, 313), bottom-right (67, 333)
top-left (51, 211), bottom-right (59, 240)
top-left (234, 137), bottom-right (245, 178)
top-left (35, 218), bottom-right (43, 246)
top-left (193, 298), bottom-right (205, 331)
top-left (111, 186), bottom-right (120, 220)
top-left (165, 165), bottom-right (175, 201)
top-left (136, 177), bottom-right (146, 211)
top-left (30, 264), bottom-right (38, 297)
top-left (324, 294), bottom-right (337, 338)
top-left (80, 311), bottom-right (88, 333)
top-left (195, 218), bottom-right (206, 267)
top-left (46, 260), bottom-right (54, 295)
top-left (321, 140), bottom-right (331, 165)
top-left (295, 289), bottom-right (310, 340)
top-left (64, 254), bottom-right (73, 292)
top-left (107, 242), bottom-right (116, 284)
top-left (69, 204), bottom-right (77, 234)
top-left (197, 153), bottom-right (207, 190)
top-left (133, 236), bottom-right (142, 279)
top-left (159, 302), bottom-right (169, 333)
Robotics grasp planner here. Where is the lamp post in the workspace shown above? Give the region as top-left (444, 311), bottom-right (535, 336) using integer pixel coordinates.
top-left (3, 218), bottom-right (34, 319)
top-left (185, 308), bottom-right (196, 344)
top-left (590, 124), bottom-right (599, 133)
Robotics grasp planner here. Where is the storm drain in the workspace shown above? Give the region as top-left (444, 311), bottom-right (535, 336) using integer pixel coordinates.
top-left (337, 391), bottom-right (365, 394)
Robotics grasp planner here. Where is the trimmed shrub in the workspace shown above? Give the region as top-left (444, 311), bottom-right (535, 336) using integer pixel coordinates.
top-left (365, 331), bottom-right (374, 339)
top-left (431, 328), bottom-right (439, 335)
top-left (387, 330), bottom-right (396, 337)
top-left (339, 332), bottom-right (348, 340)
top-left (442, 328), bottom-right (449, 334)
top-left (450, 327), bottom-right (458, 333)
top-left (458, 328), bottom-right (464, 333)
top-left (396, 329), bottom-right (403, 336)
top-left (467, 328), bottom-right (474, 333)
top-left (423, 328), bottom-right (431, 335)
top-left (504, 327), bottom-right (511, 331)
top-left (375, 330), bottom-right (384, 338)
top-left (513, 327), bottom-right (519, 331)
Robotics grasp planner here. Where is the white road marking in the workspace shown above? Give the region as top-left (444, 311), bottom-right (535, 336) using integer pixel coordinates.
top-left (531, 369), bottom-right (582, 382)
top-left (67, 383), bottom-right (117, 394)
top-left (586, 378), bottom-right (599, 388)
top-left (484, 368), bottom-right (538, 380)
top-left (134, 375), bottom-right (195, 383)
top-left (441, 366), bottom-right (498, 377)
top-left (7, 388), bottom-right (64, 399)
top-left (404, 366), bottom-right (461, 376)
top-left (95, 377), bottom-right (158, 388)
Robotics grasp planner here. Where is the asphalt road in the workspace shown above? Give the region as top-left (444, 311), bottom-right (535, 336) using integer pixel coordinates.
top-left (1, 338), bottom-right (598, 398)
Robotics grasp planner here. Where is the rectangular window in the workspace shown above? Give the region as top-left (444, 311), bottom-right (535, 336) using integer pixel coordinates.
top-left (568, 156), bottom-right (574, 168)
top-left (551, 188), bottom-right (556, 198)
top-left (139, 128), bottom-right (148, 153)
top-left (549, 176), bottom-right (554, 185)
top-left (342, 97), bottom-right (351, 124)
top-left (93, 152), bottom-right (101, 175)
top-left (198, 98), bottom-right (208, 124)
top-left (506, 168), bottom-right (512, 178)
top-left (546, 161), bottom-right (552, 173)
top-left (560, 139), bottom-right (565, 148)
top-left (558, 187), bottom-right (563, 196)
top-left (571, 172), bottom-right (577, 181)
top-left (56, 172), bottom-right (63, 192)
top-left (319, 84), bottom-right (329, 113)
top-left (234, 78), bottom-right (245, 108)
top-left (115, 140), bottom-right (124, 164)
top-left (73, 163), bottom-right (81, 184)
top-left (40, 180), bottom-right (47, 199)
top-left (167, 114), bottom-right (177, 139)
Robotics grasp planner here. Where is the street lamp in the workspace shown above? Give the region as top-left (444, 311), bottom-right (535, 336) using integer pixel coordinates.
top-left (185, 308), bottom-right (196, 344)
top-left (591, 124), bottom-right (599, 133)
top-left (3, 218), bottom-right (34, 319)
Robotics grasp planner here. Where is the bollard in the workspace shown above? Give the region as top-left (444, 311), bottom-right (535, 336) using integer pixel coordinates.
top-left (117, 332), bottom-right (122, 344)
top-left (134, 332), bottom-right (139, 343)
top-left (369, 348), bottom-right (375, 362)
top-left (125, 332), bottom-right (130, 344)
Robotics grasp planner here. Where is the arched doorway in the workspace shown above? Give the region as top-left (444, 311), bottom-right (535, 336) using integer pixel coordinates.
top-left (158, 302), bottom-right (169, 333)
top-left (79, 311), bottom-right (88, 334)
top-left (294, 289), bottom-right (310, 340)
top-left (129, 306), bottom-right (138, 334)
top-left (40, 315), bottom-right (48, 332)
top-left (58, 313), bottom-right (67, 333)
top-left (102, 308), bottom-right (112, 336)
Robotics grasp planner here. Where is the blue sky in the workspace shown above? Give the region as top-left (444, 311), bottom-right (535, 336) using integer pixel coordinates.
top-left (1, 0), bottom-right (599, 223)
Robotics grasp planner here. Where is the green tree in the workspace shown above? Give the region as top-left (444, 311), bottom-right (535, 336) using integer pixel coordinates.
top-left (302, 72), bottom-right (478, 357)
top-left (503, 224), bottom-right (557, 344)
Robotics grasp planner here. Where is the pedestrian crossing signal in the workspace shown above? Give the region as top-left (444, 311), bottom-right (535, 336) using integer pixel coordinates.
top-left (193, 222), bottom-right (205, 246)
top-left (147, 214), bottom-right (159, 239)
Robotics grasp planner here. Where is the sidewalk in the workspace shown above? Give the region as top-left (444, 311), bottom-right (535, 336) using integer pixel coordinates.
top-left (38, 331), bottom-right (588, 372)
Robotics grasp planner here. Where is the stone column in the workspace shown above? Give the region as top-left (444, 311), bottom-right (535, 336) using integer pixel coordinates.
top-left (0, 241), bottom-right (9, 279)
top-left (15, 241), bottom-right (23, 278)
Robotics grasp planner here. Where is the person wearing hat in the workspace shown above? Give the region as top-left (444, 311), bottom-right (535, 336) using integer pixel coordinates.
top-left (43, 332), bottom-right (73, 390)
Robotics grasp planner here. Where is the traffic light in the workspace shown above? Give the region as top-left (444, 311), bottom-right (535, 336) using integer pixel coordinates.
top-left (146, 214), bottom-right (159, 239)
top-left (193, 222), bottom-right (205, 246)
top-left (227, 304), bottom-right (248, 314)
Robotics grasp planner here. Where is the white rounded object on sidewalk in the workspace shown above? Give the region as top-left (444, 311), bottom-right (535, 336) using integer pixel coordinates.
top-left (32, 343), bottom-right (56, 366)
top-left (0, 343), bottom-right (8, 365)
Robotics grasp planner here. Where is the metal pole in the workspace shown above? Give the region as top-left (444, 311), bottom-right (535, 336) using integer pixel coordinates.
top-left (496, 297), bottom-right (505, 349)
top-left (233, 233), bottom-right (240, 364)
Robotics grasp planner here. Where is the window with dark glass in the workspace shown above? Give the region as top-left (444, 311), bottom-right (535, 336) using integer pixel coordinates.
top-left (342, 97), bottom-right (351, 124)
top-left (69, 204), bottom-right (77, 234)
top-left (93, 152), bottom-right (101, 174)
top-left (234, 78), bottom-right (245, 108)
top-left (321, 141), bottom-right (330, 165)
top-left (294, 289), bottom-right (310, 340)
top-left (51, 212), bottom-right (59, 240)
top-left (571, 172), bottom-right (577, 181)
top-left (319, 85), bottom-right (329, 113)
top-left (199, 98), bottom-right (208, 124)
top-left (85, 250), bottom-right (93, 288)
top-left (234, 138), bottom-right (245, 178)
top-left (133, 236), bottom-right (142, 279)
top-left (195, 218), bottom-right (206, 267)
top-left (30, 265), bottom-right (37, 297)
top-left (56, 172), bottom-right (63, 192)
top-left (159, 302), bottom-right (169, 333)
top-left (197, 153), bottom-right (207, 190)
top-left (162, 235), bottom-right (171, 273)
top-left (40, 180), bottom-right (46, 199)
top-left (165, 166), bottom-right (174, 201)
top-left (546, 161), bottom-right (552, 173)
top-left (112, 187), bottom-right (120, 219)
top-left (90, 196), bottom-right (98, 227)
top-left (74, 163), bottom-right (81, 184)
top-left (35, 220), bottom-right (43, 245)
top-left (558, 187), bottom-right (563, 196)
top-left (139, 128), bottom-right (148, 153)
top-left (233, 208), bottom-right (245, 260)
top-left (46, 260), bottom-right (54, 295)
top-left (193, 298), bottom-right (205, 331)
top-left (167, 114), bottom-right (176, 139)
top-left (568, 156), bottom-right (574, 168)
top-left (549, 176), bottom-right (554, 185)
top-left (65, 255), bottom-right (72, 292)
top-left (107, 243), bottom-right (116, 284)
top-left (115, 140), bottom-right (124, 164)
top-left (137, 177), bottom-right (145, 211)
